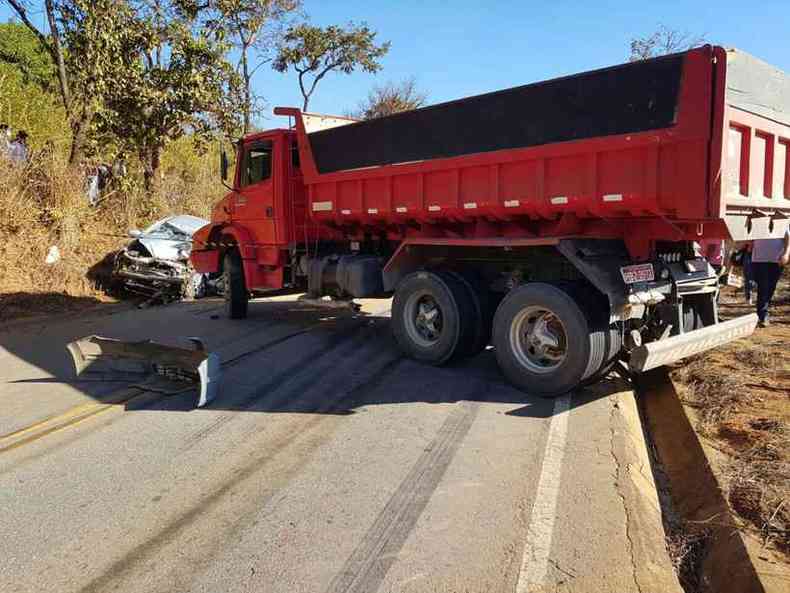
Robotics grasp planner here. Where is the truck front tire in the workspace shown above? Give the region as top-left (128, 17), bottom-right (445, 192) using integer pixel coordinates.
top-left (392, 271), bottom-right (474, 365)
top-left (492, 283), bottom-right (606, 397)
top-left (224, 250), bottom-right (248, 319)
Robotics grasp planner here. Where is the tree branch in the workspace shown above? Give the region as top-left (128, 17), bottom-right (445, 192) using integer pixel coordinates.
top-left (297, 70), bottom-right (308, 110)
top-left (248, 57), bottom-right (272, 78)
top-left (44, 0), bottom-right (72, 112)
top-left (304, 61), bottom-right (339, 101)
top-left (6, 0), bottom-right (52, 52)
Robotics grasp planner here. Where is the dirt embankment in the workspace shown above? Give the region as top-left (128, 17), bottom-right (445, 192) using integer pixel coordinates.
top-left (668, 272), bottom-right (790, 589)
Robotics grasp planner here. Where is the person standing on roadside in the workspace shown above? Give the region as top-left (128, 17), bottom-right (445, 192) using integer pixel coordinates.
top-left (741, 241), bottom-right (754, 304)
top-left (8, 130), bottom-right (29, 164)
top-left (0, 123), bottom-right (11, 157)
top-left (751, 229), bottom-right (790, 327)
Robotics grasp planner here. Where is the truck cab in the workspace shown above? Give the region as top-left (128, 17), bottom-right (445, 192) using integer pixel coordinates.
top-left (192, 127), bottom-right (338, 302)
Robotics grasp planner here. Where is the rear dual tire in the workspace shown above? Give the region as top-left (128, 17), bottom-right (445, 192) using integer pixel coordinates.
top-left (391, 271), bottom-right (476, 365)
top-left (492, 283), bottom-right (613, 397)
top-left (392, 273), bottom-right (619, 397)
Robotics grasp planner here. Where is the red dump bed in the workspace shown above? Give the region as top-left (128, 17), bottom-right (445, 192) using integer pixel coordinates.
top-left (277, 45), bottom-right (790, 246)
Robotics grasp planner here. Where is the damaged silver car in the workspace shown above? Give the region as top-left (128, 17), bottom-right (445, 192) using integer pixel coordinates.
top-left (112, 215), bottom-right (213, 302)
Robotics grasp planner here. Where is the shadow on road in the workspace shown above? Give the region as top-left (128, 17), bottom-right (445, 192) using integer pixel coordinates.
top-left (0, 291), bottom-right (107, 323)
top-left (1, 296), bottom-right (625, 434)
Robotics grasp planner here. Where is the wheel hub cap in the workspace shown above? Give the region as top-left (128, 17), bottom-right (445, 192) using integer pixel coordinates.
top-left (510, 306), bottom-right (568, 373)
top-left (404, 292), bottom-right (444, 347)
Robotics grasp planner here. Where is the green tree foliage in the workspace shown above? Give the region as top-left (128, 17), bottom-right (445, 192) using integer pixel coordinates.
top-left (3, 2), bottom-right (397, 198)
top-left (351, 77), bottom-right (426, 120)
top-left (7, 0), bottom-right (90, 162)
top-left (180, 0), bottom-right (301, 134)
top-left (629, 25), bottom-right (706, 61)
top-left (0, 22), bottom-right (55, 91)
top-left (0, 22), bottom-right (68, 149)
top-left (4, 0), bottom-right (243, 190)
top-left (273, 22), bottom-right (390, 111)
top-left (92, 1), bottom-right (241, 190)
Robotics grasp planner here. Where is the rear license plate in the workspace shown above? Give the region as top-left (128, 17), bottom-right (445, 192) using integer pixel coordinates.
top-left (621, 263), bottom-right (655, 284)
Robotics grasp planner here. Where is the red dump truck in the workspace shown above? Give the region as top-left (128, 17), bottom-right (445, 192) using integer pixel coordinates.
top-left (192, 45), bottom-right (789, 396)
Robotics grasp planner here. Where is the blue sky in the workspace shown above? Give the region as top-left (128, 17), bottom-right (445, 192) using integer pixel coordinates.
top-left (3, 0), bottom-right (789, 126)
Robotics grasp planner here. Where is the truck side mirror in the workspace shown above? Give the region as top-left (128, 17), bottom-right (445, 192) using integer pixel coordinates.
top-left (220, 150), bottom-right (229, 182)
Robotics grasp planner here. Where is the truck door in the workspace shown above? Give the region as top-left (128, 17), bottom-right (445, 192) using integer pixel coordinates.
top-left (235, 138), bottom-right (277, 244)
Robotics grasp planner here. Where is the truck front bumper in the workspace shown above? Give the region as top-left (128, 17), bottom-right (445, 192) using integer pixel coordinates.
top-left (629, 314), bottom-right (758, 373)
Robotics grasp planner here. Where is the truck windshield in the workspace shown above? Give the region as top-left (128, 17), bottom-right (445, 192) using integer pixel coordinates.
top-left (241, 140), bottom-right (273, 187)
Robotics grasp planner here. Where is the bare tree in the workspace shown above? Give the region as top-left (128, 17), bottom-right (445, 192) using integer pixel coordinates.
top-left (629, 25), bottom-right (706, 61)
top-left (351, 77), bottom-right (427, 120)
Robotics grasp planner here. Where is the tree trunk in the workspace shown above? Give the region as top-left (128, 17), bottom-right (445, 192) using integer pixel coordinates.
top-left (241, 45), bottom-right (251, 135)
top-left (298, 71), bottom-right (310, 112)
top-left (68, 106), bottom-right (93, 165)
top-left (142, 146), bottom-right (162, 194)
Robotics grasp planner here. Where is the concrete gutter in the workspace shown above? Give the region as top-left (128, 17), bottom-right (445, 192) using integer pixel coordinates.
top-left (638, 368), bottom-right (786, 593)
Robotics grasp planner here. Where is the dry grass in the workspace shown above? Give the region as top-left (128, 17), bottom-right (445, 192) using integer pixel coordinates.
top-left (673, 357), bottom-right (749, 435)
top-left (727, 423), bottom-right (790, 554)
top-left (666, 529), bottom-right (711, 592)
top-left (0, 149), bottom-right (223, 321)
top-left (671, 283), bottom-right (790, 557)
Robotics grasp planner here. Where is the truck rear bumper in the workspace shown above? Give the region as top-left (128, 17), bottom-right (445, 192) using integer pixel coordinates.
top-left (629, 314), bottom-right (758, 373)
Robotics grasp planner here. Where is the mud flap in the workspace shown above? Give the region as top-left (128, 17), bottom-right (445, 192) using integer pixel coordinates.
top-left (629, 314), bottom-right (758, 373)
top-left (67, 335), bottom-right (221, 407)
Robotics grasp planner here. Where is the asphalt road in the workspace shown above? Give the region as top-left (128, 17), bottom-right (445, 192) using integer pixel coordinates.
top-left (0, 296), bottom-right (681, 593)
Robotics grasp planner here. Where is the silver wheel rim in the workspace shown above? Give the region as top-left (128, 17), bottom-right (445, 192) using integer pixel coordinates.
top-left (509, 305), bottom-right (568, 374)
top-left (404, 290), bottom-right (444, 347)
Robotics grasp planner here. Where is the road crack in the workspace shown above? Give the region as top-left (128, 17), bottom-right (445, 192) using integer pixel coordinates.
top-left (609, 396), bottom-right (644, 593)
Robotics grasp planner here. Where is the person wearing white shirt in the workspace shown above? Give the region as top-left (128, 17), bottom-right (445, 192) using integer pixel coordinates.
top-left (8, 130), bottom-right (29, 164)
top-left (751, 228), bottom-right (790, 327)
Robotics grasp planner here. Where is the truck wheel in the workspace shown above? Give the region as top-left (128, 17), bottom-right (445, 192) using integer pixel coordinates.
top-left (446, 270), bottom-right (492, 357)
top-left (392, 271), bottom-right (474, 365)
top-left (492, 283), bottom-right (605, 397)
top-left (224, 250), bottom-right (248, 319)
top-left (682, 294), bottom-right (713, 331)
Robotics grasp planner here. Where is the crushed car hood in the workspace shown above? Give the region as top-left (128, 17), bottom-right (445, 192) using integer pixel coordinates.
top-left (136, 215), bottom-right (208, 260)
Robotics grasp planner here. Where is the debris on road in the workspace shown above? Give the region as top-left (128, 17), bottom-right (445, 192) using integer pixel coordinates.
top-left (67, 335), bottom-right (221, 407)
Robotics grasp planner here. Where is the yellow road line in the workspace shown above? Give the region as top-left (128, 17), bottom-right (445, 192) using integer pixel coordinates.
top-left (0, 387), bottom-right (143, 454)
